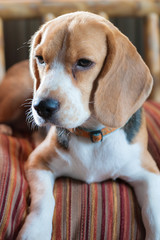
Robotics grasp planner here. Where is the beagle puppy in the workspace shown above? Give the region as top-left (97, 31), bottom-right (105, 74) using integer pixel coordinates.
top-left (0, 12), bottom-right (160, 240)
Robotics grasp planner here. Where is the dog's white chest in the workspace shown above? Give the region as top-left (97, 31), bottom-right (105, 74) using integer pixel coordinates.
top-left (55, 129), bottom-right (141, 183)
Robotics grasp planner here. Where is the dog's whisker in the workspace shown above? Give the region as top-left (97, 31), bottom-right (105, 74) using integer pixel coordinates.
top-left (26, 115), bottom-right (34, 122)
top-left (25, 107), bottom-right (36, 130)
top-left (27, 117), bottom-right (34, 124)
top-left (26, 112), bottom-right (32, 118)
top-left (26, 116), bottom-right (37, 131)
top-left (26, 118), bottom-right (34, 125)
top-left (26, 108), bottom-right (32, 115)
top-left (23, 102), bottom-right (32, 105)
top-left (23, 104), bottom-right (32, 107)
top-left (17, 41), bottom-right (30, 51)
top-left (26, 113), bottom-right (32, 119)
top-left (31, 121), bottom-right (38, 131)
top-left (25, 103), bottom-right (32, 107)
top-left (24, 98), bottom-right (33, 102)
top-left (21, 99), bottom-right (33, 108)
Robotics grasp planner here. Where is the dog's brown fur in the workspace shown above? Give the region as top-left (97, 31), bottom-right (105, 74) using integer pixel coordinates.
top-left (0, 60), bottom-right (33, 132)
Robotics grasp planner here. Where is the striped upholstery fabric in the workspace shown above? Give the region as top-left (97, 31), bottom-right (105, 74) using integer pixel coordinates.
top-left (144, 101), bottom-right (160, 170)
top-left (0, 136), bottom-right (32, 240)
top-left (0, 101), bottom-right (159, 240)
top-left (52, 179), bottom-right (144, 240)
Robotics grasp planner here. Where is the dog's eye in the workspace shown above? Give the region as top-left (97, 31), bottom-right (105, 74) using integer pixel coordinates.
top-left (76, 59), bottom-right (93, 69)
top-left (35, 55), bottom-right (45, 65)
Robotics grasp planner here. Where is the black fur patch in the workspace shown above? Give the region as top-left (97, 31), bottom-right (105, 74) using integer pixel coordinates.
top-left (123, 108), bottom-right (142, 143)
top-left (56, 127), bottom-right (71, 150)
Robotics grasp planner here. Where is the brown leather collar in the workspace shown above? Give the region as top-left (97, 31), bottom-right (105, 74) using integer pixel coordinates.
top-left (70, 126), bottom-right (117, 143)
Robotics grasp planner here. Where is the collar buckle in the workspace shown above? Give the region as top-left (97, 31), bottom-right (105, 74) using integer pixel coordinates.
top-left (90, 130), bottom-right (103, 143)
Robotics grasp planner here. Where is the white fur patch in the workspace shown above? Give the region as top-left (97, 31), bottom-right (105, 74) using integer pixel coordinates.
top-left (33, 62), bottom-right (90, 128)
top-left (52, 129), bottom-right (141, 182)
top-left (17, 170), bottom-right (55, 240)
top-left (122, 167), bottom-right (160, 240)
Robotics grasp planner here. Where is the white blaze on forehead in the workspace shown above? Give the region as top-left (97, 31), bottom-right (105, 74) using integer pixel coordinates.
top-left (37, 61), bottom-right (77, 94)
top-left (39, 21), bottom-right (54, 45)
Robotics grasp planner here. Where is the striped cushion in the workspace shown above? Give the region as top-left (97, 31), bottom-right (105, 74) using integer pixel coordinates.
top-left (144, 101), bottom-right (160, 169)
top-left (0, 101), bottom-right (159, 240)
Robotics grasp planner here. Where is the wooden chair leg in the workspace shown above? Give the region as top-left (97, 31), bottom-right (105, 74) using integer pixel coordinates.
top-left (0, 18), bottom-right (5, 83)
top-left (43, 13), bottom-right (55, 23)
top-left (144, 13), bottom-right (160, 101)
top-left (99, 12), bottom-right (109, 20)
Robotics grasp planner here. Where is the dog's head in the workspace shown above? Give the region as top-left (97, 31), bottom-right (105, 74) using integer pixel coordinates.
top-left (30, 12), bottom-right (153, 129)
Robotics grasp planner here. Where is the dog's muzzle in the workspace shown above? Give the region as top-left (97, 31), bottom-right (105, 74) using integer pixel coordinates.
top-left (33, 98), bottom-right (60, 120)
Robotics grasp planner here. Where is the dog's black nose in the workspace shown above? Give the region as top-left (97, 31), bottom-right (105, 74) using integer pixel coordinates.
top-left (33, 99), bottom-right (60, 119)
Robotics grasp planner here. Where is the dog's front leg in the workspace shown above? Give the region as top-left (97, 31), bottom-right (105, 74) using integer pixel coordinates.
top-left (134, 174), bottom-right (160, 240)
top-left (17, 165), bottom-right (55, 240)
top-left (134, 175), bottom-right (160, 240)
top-left (121, 153), bottom-right (160, 240)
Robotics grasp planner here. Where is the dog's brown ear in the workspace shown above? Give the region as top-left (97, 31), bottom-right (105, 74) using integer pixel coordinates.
top-left (30, 30), bottom-right (42, 92)
top-left (94, 21), bottom-right (153, 128)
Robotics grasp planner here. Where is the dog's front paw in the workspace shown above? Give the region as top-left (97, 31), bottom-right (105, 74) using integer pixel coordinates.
top-left (16, 212), bottom-right (52, 240)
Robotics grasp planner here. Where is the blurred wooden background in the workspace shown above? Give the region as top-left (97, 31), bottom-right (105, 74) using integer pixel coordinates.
top-left (3, 17), bottom-right (144, 70)
top-left (0, 0), bottom-right (160, 100)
